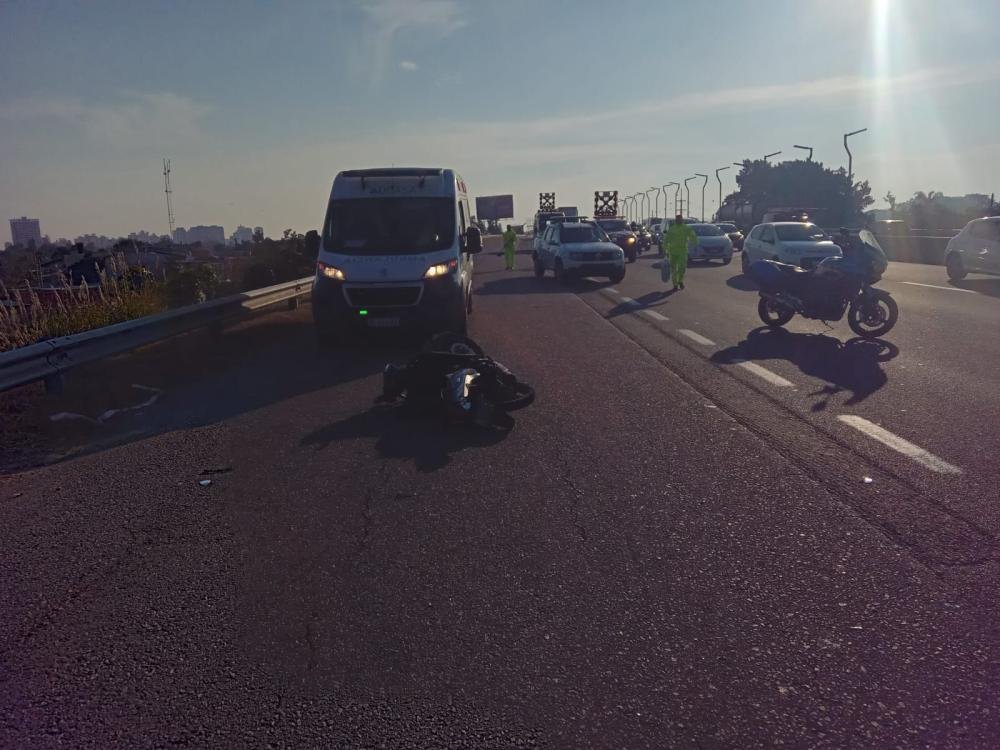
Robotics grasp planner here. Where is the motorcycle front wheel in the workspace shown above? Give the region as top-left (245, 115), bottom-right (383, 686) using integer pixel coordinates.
top-left (757, 296), bottom-right (795, 327)
top-left (848, 289), bottom-right (898, 339)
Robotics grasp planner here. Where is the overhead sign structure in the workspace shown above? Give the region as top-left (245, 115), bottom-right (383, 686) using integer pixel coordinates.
top-left (594, 191), bottom-right (619, 218)
top-left (475, 194), bottom-right (515, 221)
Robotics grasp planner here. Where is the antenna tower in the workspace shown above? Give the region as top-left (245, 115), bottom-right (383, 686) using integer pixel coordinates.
top-left (163, 158), bottom-right (176, 237)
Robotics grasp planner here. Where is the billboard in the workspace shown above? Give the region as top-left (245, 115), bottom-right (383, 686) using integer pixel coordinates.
top-left (475, 195), bottom-right (515, 221)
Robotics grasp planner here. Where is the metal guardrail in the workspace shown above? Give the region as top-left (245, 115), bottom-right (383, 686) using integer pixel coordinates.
top-left (0, 275), bottom-right (313, 394)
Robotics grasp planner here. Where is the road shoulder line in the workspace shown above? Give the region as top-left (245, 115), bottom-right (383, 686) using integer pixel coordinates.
top-left (838, 415), bottom-right (962, 474)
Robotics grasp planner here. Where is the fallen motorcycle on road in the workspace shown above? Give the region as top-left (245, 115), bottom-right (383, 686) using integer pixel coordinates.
top-left (748, 229), bottom-right (898, 339)
top-left (378, 334), bottom-right (535, 431)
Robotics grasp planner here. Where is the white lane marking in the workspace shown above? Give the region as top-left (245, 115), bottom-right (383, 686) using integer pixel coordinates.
top-left (641, 309), bottom-right (669, 322)
top-left (900, 281), bottom-right (975, 294)
top-left (733, 360), bottom-right (794, 387)
top-left (678, 329), bottom-right (716, 346)
top-left (837, 415), bottom-right (962, 474)
top-left (620, 296), bottom-right (641, 306)
top-left (608, 288), bottom-right (622, 296)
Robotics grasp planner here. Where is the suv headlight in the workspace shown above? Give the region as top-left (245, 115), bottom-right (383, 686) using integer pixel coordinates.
top-left (424, 259), bottom-right (458, 278)
top-left (317, 261), bottom-right (345, 280)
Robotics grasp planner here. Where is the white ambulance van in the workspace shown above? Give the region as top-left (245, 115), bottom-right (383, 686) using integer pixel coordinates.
top-left (313, 167), bottom-right (482, 342)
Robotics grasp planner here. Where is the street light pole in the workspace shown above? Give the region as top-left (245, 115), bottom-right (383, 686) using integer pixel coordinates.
top-left (764, 151), bottom-right (782, 162)
top-left (664, 183), bottom-right (678, 217)
top-left (715, 166), bottom-right (731, 221)
top-left (674, 183), bottom-right (682, 219)
top-left (649, 187), bottom-right (660, 224)
top-left (844, 128), bottom-right (868, 179)
top-left (793, 144), bottom-right (814, 161)
top-left (695, 174), bottom-right (708, 222)
top-left (646, 188), bottom-right (657, 226)
top-left (683, 177), bottom-right (697, 220)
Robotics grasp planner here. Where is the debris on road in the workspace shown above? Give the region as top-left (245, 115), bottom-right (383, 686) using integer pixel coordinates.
top-left (863, 476), bottom-right (874, 485)
top-left (198, 479), bottom-right (213, 487)
top-left (48, 384), bottom-right (164, 427)
top-left (200, 467), bottom-right (233, 476)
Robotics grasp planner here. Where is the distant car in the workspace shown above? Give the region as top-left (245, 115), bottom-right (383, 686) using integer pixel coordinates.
top-left (594, 217), bottom-right (639, 262)
top-left (742, 222), bottom-right (842, 272)
top-left (715, 222), bottom-right (744, 250)
top-left (945, 217), bottom-right (1000, 280)
top-left (534, 221), bottom-right (625, 283)
top-left (687, 223), bottom-right (734, 265)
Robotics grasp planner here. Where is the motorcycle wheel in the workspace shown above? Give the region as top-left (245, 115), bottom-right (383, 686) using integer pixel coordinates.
top-left (757, 296), bottom-right (794, 327)
top-left (848, 289), bottom-right (898, 339)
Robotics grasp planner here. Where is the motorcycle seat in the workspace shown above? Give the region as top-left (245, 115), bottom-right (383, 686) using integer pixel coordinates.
top-left (772, 261), bottom-right (811, 276)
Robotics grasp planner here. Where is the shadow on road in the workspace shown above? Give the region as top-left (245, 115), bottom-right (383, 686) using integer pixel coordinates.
top-left (301, 406), bottom-right (508, 472)
top-left (711, 327), bottom-right (899, 408)
top-left (726, 274), bottom-right (759, 292)
top-left (1, 310), bottom-right (405, 473)
top-left (949, 276), bottom-right (1000, 298)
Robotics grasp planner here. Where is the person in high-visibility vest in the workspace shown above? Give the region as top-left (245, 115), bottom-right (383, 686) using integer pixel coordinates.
top-left (502, 224), bottom-right (518, 271)
top-left (662, 215), bottom-right (697, 290)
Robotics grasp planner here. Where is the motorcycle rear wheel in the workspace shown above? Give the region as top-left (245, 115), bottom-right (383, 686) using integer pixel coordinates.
top-left (757, 296), bottom-right (795, 327)
top-left (848, 290), bottom-right (898, 339)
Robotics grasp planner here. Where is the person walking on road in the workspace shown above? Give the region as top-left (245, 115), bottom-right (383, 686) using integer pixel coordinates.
top-left (662, 215), bottom-right (696, 290)
top-left (502, 224), bottom-right (518, 271)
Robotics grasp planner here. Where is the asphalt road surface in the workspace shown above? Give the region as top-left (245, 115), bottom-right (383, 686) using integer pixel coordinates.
top-left (3, 239), bottom-right (1000, 748)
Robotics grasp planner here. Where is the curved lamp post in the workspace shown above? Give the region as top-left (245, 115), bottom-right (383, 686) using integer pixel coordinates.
top-left (683, 177), bottom-right (697, 220)
top-left (844, 128), bottom-right (867, 179)
top-left (664, 182), bottom-right (678, 217)
top-left (695, 173), bottom-right (708, 222)
top-left (715, 166), bottom-right (731, 222)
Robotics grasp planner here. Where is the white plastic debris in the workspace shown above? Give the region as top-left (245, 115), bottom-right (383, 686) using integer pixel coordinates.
top-left (863, 476), bottom-right (874, 485)
top-left (199, 479), bottom-right (212, 487)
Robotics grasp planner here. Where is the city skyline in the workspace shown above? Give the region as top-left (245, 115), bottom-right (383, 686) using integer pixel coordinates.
top-left (2, 0), bottom-right (999, 237)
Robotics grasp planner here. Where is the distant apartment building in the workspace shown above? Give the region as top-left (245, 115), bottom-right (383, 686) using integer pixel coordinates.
top-left (230, 225), bottom-right (254, 245)
top-left (128, 230), bottom-right (169, 244)
top-left (10, 216), bottom-right (42, 247)
top-left (173, 225), bottom-right (225, 245)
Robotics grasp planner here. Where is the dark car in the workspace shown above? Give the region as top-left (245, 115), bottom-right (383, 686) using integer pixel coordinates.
top-left (595, 217), bottom-right (639, 262)
top-left (716, 222), bottom-right (744, 250)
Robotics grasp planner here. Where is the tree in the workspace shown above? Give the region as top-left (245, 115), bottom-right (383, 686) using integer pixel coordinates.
top-left (723, 159), bottom-right (873, 226)
top-left (884, 191), bottom-right (897, 214)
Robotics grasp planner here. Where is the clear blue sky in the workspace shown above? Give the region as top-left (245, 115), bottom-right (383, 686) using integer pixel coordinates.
top-left (2, 0), bottom-right (998, 239)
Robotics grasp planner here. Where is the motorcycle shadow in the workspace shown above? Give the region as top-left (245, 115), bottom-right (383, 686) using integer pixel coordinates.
top-left (300, 404), bottom-right (510, 473)
top-left (710, 327), bottom-right (899, 409)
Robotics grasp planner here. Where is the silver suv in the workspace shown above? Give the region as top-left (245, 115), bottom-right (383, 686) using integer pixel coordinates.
top-left (534, 221), bottom-right (625, 284)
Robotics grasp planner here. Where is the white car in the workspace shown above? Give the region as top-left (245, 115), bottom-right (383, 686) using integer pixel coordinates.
top-left (688, 223), bottom-right (734, 265)
top-left (945, 217), bottom-right (1000, 280)
top-left (534, 221), bottom-right (625, 283)
top-left (742, 222), bottom-right (842, 272)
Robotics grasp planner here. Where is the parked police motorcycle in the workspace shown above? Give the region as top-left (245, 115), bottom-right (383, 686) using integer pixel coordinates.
top-left (748, 229), bottom-right (898, 339)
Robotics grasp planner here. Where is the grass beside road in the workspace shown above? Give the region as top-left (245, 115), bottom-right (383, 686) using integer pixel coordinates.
top-left (0, 272), bottom-right (166, 354)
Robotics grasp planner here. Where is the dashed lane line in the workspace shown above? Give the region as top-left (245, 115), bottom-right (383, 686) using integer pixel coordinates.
top-left (900, 281), bottom-right (975, 294)
top-left (678, 329), bottom-right (717, 346)
top-left (733, 360), bottom-right (795, 387)
top-left (837, 415), bottom-right (962, 474)
top-left (640, 309), bottom-right (669, 322)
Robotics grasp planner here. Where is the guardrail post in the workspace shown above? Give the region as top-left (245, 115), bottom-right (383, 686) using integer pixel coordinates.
top-left (44, 372), bottom-right (64, 394)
